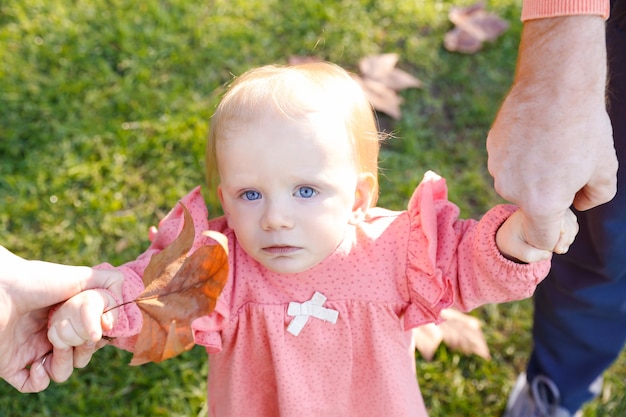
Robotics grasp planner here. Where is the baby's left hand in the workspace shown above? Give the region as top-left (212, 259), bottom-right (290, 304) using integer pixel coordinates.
top-left (496, 208), bottom-right (579, 263)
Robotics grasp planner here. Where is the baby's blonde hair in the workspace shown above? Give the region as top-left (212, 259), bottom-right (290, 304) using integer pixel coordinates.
top-left (206, 61), bottom-right (382, 205)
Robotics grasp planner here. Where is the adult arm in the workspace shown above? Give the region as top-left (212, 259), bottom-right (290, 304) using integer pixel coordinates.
top-left (487, 5), bottom-right (616, 251)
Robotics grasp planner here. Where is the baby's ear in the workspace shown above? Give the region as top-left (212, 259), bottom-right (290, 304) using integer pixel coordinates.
top-left (349, 173), bottom-right (376, 225)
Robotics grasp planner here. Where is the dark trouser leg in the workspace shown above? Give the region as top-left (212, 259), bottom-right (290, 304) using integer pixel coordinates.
top-left (526, 1), bottom-right (626, 413)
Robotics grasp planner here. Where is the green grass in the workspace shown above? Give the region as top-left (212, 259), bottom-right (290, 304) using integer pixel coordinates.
top-left (1, 0), bottom-right (624, 415)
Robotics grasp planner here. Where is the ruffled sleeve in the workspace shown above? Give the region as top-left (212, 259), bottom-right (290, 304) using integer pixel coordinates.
top-left (402, 171), bottom-right (551, 330)
top-left (95, 186), bottom-right (214, 352)
top-left (192, 298), bottom-right (230, 353)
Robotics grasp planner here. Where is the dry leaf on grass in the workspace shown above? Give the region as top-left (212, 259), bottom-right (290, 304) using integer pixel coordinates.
top-left (127, 204), bottom-right (229, 366)
top-left (444, 2), bottom-right (509, 54)
top-left (350, 74), bottom-right (406, 120)
top-left (410, 319), bottom-right (444, 361)
top-left (354, 53), bottom-right (422, 120)
top-left (358, 53), bottom-right (422, 92)
top-left (288, 53), bottom-right (421, 120)
top-left (412, 309), bottom-right (491, 361)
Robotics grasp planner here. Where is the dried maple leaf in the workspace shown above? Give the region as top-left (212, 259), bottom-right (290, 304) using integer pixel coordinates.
top-left (444, 2), bottom-right (509, 54)
top-left (287, 53), bottom-right (420, 120)
top-left (410, 320), bottom-right (443, 361)
top-left (412, 309), bottom-right (491, 361)
top-left (354, 53), bottom-right (422, 120)
top-left (358, 53), bottom-right (422, 92)
top-left (129, 204), bottom-right (229, 366)
top-left (350, 74), bottom-right (405, 120)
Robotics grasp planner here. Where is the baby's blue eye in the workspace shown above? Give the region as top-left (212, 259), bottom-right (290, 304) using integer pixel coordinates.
top-left (296, 187), bottom-right (316, 198)
top-left (242, 190), bottom-right (261, 201)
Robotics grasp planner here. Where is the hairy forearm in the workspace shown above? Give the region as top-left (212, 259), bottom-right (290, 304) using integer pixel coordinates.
top-left (514, 15), bottom-right (607, 109)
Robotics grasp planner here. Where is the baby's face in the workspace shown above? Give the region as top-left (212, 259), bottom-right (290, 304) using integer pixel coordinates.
top-left (217, 110), bottom-right (362, 274)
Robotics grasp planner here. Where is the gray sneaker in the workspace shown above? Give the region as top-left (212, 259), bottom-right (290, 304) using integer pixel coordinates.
top-left (502, 373), bottom-right (582, 417)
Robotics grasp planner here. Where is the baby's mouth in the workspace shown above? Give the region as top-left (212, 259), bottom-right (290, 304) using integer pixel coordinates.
top-left (262, 245), bottom-right (300, 255)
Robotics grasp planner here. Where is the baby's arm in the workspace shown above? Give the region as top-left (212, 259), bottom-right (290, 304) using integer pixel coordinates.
top-left (496, 207), bottom-right (579, 263)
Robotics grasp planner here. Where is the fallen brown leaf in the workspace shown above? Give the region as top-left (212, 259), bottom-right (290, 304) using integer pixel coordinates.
top-left (444, 28), bottom-right (483, 54)
top-left (350, 74), bottom-right (405, 120)
top-left (412, 309), bottom-right (491, 361)
top-left (358, 53), bottom-right (422, 91)
top-left (411, 320), bottom-right (444, 362)
top-left (444, 2), bottom-right (509, 54)
top-left (355, 53), bottom-right (422, 120)
top-left (287, 53), bottom-right (421, 120)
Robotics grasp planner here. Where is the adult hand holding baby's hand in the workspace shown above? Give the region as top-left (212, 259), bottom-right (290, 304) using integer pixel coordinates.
top-left (496, 208), bottom-right (579, 264)
top-left (0, 247), bottom-right (123, 393)
top-left (487, 16), bottom-right (615, 258)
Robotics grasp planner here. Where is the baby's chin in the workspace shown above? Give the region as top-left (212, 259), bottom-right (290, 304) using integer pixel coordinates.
top-left (255, 253), bottom-right (326, 275)
top-left (258, 260), bottom-right (315, 275)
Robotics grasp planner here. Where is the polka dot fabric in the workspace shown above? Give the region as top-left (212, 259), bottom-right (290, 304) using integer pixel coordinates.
top-left (103, 172), bottom-right (550, 416)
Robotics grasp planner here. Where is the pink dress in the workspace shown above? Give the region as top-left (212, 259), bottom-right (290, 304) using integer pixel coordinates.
top-left (101, 172), bottom-right (550, 417)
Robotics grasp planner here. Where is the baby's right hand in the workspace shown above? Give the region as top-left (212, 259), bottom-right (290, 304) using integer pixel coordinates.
top-left (496, 208), bottom-right (579, 263)
top-left (47, 290), bottom-right (119, 377)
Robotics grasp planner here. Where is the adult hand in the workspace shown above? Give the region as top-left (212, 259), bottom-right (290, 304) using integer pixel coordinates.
top-left (0, 246), bottom-right (123, 393)
top-left (487, 15), bottom-right (617, 252)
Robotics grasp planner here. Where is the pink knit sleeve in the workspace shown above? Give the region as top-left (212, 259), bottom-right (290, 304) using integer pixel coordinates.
top-left (521, 0), bottom-right (609, 21)
top-left (96, 186), bottom-right (211, 352)
top-left (402, 172), bottom-right (551, 330)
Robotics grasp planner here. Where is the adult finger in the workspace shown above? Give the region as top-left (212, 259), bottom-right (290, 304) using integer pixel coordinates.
top-left (88, 269), bottom-right (124, 302)
top-left (2, 357), bottom-right (51, 393)
top-left (572, 165), bottom-right (618, 211)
